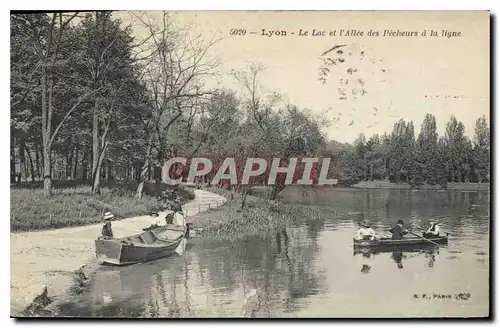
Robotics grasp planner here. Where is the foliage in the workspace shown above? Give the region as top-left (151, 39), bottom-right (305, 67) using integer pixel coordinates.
top-left (337, 114), bottom-right (490, 187)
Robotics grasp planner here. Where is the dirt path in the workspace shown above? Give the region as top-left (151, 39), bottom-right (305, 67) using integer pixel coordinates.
top-left (10, 189), bottom-right (227, 315)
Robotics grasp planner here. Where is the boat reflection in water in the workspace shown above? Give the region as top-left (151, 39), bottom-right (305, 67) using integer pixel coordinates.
top-left (49, 238), bottom-right (193, 317)
top-left (358, 252), bottom-right (375, 274)
top-left (353, 244), bottom-right (440, 271)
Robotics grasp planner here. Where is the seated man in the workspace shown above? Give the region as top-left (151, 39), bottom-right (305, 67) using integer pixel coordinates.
top-left (423, 221), bottom-right (440, 239)
top-left (356, 220), bottom-right (376, 240)
top-left (101, 212), bottom-right (115, 238)
top-left (389, 219), bottom-right (409, 240)
top-left (165, 212), bottom-right (175, 225)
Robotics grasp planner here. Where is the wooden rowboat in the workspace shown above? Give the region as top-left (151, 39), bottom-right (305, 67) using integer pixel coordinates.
top-left (353, 234), bottom-right (448, 249)
top-left (95, 223), bottom-right (187, 266)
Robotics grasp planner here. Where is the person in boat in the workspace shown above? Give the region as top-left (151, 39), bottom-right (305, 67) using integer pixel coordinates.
top-left (171, 196), bottom-right (183, 215)
top-left (389, 219), bottom-right (409, 240)
top-left (423, 221), bottom-right (440, 239)
top-left (356, 220), bottom-right (377, 241)
top-left (164, 196), bottom-right (183, 224)
top-left (165, 211), bottom-right (175, 225)
top-left (101, 212), bottom-right (115, 238)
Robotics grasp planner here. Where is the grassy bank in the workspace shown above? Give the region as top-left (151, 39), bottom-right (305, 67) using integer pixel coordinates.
top-left (191, 187), bottom-right (360, 242)
top-left (10, 180), bottom-right (195, 232)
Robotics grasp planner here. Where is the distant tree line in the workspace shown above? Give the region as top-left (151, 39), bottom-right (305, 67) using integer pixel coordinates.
top-left (333, 114), bottom-right (490, 187)
top-left (10, 12), bottom-right (490, 199)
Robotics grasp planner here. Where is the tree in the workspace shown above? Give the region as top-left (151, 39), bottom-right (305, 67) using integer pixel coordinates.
top-left (388, 119), bottom-right (415, 183)
top-left (73, 11), bottom-right (143, 194)
top-left (473, 115), bottom-right (490, 182)
top-left (133, 11), bottom-right (219, 198)
top-left (444, 115), bottom-right (467, 182)
top-left (14, 13), bottom-right (101, 196)
top-left (417, 114), bottom-right (439, 185)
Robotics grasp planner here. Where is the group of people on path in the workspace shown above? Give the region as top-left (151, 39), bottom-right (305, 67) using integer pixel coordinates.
top-left (355, 219), bottom-right (440, 241)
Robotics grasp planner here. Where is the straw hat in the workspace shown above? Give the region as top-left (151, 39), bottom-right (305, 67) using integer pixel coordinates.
top-left (103, 212), bottom-right (115, 221)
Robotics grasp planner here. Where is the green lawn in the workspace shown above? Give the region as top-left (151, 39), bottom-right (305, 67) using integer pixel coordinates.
top-left (10, 181), bottom-right (195, 232)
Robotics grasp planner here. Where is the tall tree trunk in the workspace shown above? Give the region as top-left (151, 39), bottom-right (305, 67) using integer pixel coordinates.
top-left (25, 143), bottom-right (36, 182)
top-left (10, 137), bottom-right (16, 183)
top-left (71, 146), bottom-right (78, 180)
top-left (18, 138), bottom-right (25, 182)
top-left (92, 142), bottom-right (108, 195)
top-left (41, 71), bottom-right (52, 197)
top-left (35, 143), bottom-right (41, 180)
top-left (92, 115), bottom-right (112, 194)
top-left (66, 146), bottom-right (73, 179)
top-left (81, 149), bottom-right (88, 181)
top-left (241, 187), bottom-right (248, 209)
top-left (136, 135), bottom-right (154, 199)
top-left (92, 99), bottom-right (100, 193)
top-left (43, 145), bottom-right (52, 196)
top-left (106, 159), bottom-right (112, 180)
top-left (269, 181), bottom-right (285, 201)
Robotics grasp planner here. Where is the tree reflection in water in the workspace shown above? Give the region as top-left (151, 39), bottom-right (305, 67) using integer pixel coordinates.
top-left (194, 219), bottom-right (326, 317)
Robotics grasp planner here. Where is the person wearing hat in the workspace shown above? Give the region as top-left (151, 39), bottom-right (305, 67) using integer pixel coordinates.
top-left (423, 221), bottom-right (440, 239)
top-left (355, 220), bottom-right (377, 241)
top-left (389, 220), bottom-right (409, 240)
top-left (101, 212), bottom-right (115, 238)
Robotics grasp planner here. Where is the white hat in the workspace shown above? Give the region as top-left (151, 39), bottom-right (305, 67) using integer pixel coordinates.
top-left (103, 212), bottom-right (115, 221)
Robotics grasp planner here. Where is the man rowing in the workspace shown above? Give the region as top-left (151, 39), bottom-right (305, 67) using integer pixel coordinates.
top-left (355, 220), bottom-right (377, 241)
top-left (389, 219), bottom-right (409, 240)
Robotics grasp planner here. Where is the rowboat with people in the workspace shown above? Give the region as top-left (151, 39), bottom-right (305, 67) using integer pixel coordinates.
top-left (95, 224), bottom-right (187, 266)
top-left (95, 210), bottom-right (187, 266)
top-left (353, 234), bottom-right (448, 248)
top-left (353, 219), bottom-right (449, 250)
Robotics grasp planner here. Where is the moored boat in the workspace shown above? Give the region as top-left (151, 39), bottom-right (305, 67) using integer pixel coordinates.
top-left (95, 223), bottom-right (187, 266)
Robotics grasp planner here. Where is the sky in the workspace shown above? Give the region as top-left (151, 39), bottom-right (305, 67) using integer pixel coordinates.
top-left (117, 11), bottom-right (490, 143)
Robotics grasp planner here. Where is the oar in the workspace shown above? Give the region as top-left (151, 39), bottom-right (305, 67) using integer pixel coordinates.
top-left (408, 231), bottom-right (445, 248)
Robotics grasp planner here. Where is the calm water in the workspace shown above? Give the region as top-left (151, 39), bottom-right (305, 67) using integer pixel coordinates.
top-left (56, 188), bottom-right (490, 318)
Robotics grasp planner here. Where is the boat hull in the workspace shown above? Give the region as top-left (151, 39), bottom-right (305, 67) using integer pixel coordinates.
top-left (95, 224), bottom-right (187, 266)
top-left (353, 235), bottom-right (448, 251)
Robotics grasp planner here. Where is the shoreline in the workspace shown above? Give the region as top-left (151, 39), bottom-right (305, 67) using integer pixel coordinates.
top-left (351, 181), bottom-right (490, 191)
top-left (10, 188), bottom-right (227, 317)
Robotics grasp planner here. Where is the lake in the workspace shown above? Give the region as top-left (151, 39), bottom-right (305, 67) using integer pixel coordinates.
top-left (54, 188), bottom-right (490, 318)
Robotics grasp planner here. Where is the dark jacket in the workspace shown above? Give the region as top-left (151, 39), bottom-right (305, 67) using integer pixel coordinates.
top-left (165, 212), bottom-right (175, 224)
top-left (389, 224), bottom-right (408, 240)
top-left (102, 222), bottom-right (113, 238)
top-left (171, 202), bottom-right (183, 214)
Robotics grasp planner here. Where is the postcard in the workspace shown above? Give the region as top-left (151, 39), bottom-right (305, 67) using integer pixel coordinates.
top-left (10, 10), bottom-right (490, 318)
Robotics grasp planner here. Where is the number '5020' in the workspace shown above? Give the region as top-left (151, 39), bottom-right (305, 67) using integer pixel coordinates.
top-left (230, 29), bottom-right (246, 36)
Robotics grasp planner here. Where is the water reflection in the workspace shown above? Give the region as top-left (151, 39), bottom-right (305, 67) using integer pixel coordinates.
top-left (53, 188), bottom-right (489, 318)
top-left (353, 245), bottom-right (442, 272)
top-left (391, 252), bottom-right (403, 269)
